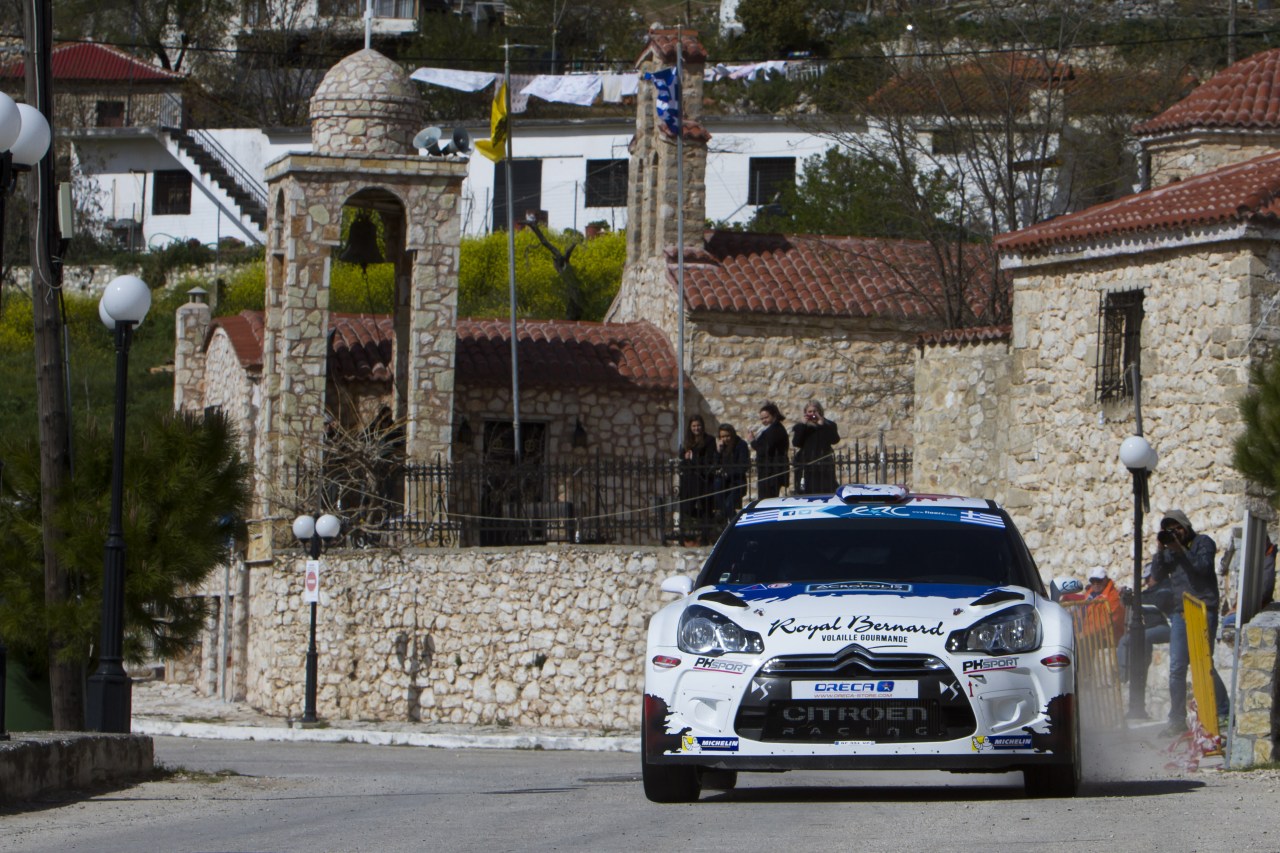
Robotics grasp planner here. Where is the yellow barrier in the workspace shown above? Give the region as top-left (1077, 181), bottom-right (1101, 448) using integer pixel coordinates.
top-left (1183, 593), bottom-right (1223, 752)
top-left (1062, 598), bottom-right (1124, 729)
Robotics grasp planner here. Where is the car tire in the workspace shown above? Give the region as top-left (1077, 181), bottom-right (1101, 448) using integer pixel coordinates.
top-left (698, 768), bottom-right (738, 791)
top-left (1023, 695), bottom-right (1081, 798)
top-left (640, 707), bottom-right (702, 803)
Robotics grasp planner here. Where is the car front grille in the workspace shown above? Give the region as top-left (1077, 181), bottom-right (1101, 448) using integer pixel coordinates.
top-left (736, 643), bottom-right (975, 743)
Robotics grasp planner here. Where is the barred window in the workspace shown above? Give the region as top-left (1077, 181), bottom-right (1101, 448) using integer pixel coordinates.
top-left (747, 157), bottom-right (796, 205)
top-left (585, 159), bottom-right (627, 208)
top-left (1095, 290), bottom-right (1144, 402)
top-left (152, 170), bottom-right (192, 216)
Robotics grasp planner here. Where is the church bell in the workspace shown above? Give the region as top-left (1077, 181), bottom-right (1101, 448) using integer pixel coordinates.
top-left (339, 212), bottom-right (384, 269)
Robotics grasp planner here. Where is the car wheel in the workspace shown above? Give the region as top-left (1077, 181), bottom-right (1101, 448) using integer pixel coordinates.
top-left (698, 768), bottom-right (738, 791)
top-left (1023, 696), bottom-right (1081, 798)
top-left (640, 708), bottom-right (702, 803)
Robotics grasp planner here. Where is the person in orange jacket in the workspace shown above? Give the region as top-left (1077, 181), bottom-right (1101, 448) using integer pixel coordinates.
top-left (1082, 566), bottom-right (1126, 643)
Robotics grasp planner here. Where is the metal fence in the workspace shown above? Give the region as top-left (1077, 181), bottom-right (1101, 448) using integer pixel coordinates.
top-left (299, 440), bottom-right (912, 549)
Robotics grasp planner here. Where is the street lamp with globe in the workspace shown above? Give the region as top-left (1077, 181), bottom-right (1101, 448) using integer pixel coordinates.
top-left (1119, 433), bottom-right (1159, 719)
top-left (86, 274), bottom-right (152, 732)
top-left (293, 512), bottom-right (340, 723)
top-left (0, 91), bottom-right (52, 295)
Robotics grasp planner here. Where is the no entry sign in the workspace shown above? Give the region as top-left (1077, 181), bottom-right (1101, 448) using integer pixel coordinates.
top-left (303, 559), bottom-right (321, 604)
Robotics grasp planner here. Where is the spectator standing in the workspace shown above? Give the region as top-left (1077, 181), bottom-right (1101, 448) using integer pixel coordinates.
top-left (713, 423), bottom-right (750, 526)
top-left (1117, 563), bottom-right (1172, 684)
top-left (1151, 508), bottom-right (1230, 736)
top-left (1083, 566), bottom-right (1127, 644)
top-left (791, 400), bottom-right (840, 494)
top-left (679, 415), bottom-right (715, 544)
top-left (749, 402), bottom-right (789, 499)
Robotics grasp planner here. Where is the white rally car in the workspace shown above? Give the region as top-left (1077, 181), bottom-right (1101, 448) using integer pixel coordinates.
top-left (642, 485), bottom-right (1078, 802)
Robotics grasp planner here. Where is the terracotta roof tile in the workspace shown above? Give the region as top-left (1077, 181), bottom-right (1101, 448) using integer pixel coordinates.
top-left (0, 42), bottom-right (184, 82)
top-left (206, 311), bottom-right (265, 372)
top-left (674, 231), bottom-right (1001, 322)
top-left (918, 324), bottom-right (1011, 349)
top-left (456, 318), bottom-right (678, 390)
top-left (640, 28), bottom-right (707, 66)
top-left (209, 313), bottom-right (677, 391)
top-left (1135, 47), bottom-right (1280, 135)
top-left (995, 151), bottom-right (1280, 253)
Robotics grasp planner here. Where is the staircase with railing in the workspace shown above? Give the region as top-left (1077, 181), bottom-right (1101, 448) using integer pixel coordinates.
top-left (158, 94), bottom-right (268, 236)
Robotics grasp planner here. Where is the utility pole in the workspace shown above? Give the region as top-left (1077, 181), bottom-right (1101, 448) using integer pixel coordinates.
top-left (25, 0), bottom-right (80, 730)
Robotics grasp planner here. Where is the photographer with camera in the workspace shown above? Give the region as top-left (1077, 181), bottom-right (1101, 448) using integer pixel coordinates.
top-left (1151, 509), bottom-right (1229, 736)
top-left (791, 400), bottom-right (840, 495)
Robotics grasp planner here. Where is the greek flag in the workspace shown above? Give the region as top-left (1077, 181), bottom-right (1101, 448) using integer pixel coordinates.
top-left (644, 67), bottom-right (682, 136)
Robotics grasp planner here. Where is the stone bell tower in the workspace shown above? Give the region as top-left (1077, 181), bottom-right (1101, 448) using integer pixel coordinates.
top-left (255, 48), bottom-right (467, 518)
top-left (606, 28), bottom-right (710, 340)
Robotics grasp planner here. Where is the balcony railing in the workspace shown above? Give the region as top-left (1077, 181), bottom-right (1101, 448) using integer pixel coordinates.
top-left (295, 440), bottom-right (913, 550)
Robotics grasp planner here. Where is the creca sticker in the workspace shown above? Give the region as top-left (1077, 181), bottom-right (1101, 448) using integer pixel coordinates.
top-left (792, 680), bottom-right (919, 700)
top-left (682, 734), bottom-right (740, 753)
top-left (971, 734), bottom-right (1033, 752)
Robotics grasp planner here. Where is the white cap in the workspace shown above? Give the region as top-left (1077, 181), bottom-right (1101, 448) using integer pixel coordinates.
top-left (1088, 566), bottom-right (1108, 581)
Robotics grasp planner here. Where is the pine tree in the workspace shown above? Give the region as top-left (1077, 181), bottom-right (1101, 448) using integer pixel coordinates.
top-left (1233, 350), bottom-right (1280, 505)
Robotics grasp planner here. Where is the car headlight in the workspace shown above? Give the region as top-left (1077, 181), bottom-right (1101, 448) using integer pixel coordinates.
top-left (677, 605), bottom-right (764, 656)
top-left (946, 604), bottom-right (1041, 655)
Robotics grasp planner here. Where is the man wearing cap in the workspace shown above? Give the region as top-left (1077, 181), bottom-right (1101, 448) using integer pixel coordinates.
top-left (1083, 567), bottom-right (1126, 643)
top-left (1151, 509), bottom-right (1229, 736)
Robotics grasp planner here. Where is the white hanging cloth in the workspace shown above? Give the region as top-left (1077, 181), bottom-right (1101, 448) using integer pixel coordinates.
top-left (520, 74), bottom-right (602, 106)
top-left (409, 67), bottom-right (499, 92)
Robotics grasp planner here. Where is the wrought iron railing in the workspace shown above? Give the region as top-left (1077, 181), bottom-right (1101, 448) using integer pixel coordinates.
top-left (295, 440), bottom-right (913, 549)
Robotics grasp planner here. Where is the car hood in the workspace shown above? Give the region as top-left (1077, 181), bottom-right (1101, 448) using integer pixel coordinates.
top-left (689, 581), bottom-right (1034, 655)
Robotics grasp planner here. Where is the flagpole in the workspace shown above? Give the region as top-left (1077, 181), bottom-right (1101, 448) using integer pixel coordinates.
top-left (502, 42), bottom-right (521, 464)
top-left (675, 27), bottom-right (686, 455)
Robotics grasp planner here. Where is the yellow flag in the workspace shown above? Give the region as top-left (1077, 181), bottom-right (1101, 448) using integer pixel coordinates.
top-left (474, 82), bottom-right (508, 163)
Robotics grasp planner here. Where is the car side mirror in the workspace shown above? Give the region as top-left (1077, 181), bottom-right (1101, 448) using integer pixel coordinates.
top-left (661, 575), bottom-right (693, 596)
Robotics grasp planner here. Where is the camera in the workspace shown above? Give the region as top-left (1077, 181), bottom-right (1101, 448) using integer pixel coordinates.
top-left (1157, 529), bottom-right (1176, 545)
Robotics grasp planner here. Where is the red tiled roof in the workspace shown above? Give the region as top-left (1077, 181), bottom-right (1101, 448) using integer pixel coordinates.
top-left (331, 313), bottom-right (394, 382)
top-left (674, 231), bottom-right (1001, 322)
top-left (456, 318), bottom-right (678, 390)
top-left (641, 28), bottom-right (707, 66)
top-left (918, 325), bottom-right (1011, 349)
top-left (1135, 47), bottom-right (1280, 136)
top-left (995, 150), bottom-right (1280, 253)
top-left (207, 311), bottom-right (265, 372)
top-left (209, 312), bottom-right (678, 390)
top-left (0, 42), bottom-right (184, 82)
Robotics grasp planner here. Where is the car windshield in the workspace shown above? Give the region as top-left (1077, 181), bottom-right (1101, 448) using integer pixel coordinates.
top-left (696, 517), bottom-right (1037, 589)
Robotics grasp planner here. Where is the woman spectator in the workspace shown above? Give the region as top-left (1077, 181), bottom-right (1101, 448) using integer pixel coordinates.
top-left (749, 402), bottom-right (789, 499)
top-left (679, 415), bottom-right (715, 544)
top-left (713, 423), bottom-right (750, 526)
top-left (791, 400), bottom-right (840, 494)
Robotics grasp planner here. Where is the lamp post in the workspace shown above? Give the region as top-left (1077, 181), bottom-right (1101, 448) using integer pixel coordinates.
top-left (0, 92), bottom-right (51, 299)
top-left (292, 512), bottom-right (340, 723)
top-left (1119, 432), bottom-right (1159, 719)
top-left (86, 274), bottom-right (152, 733)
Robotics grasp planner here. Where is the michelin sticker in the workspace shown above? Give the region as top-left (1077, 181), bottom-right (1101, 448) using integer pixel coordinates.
top-left (683, 734), bottom-right (740, 753)
top-left (971, 734), bottom-right (1033, 751)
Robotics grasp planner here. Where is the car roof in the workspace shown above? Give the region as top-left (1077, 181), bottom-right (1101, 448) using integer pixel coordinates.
top-left (749, 483), bottom-right (996, 513)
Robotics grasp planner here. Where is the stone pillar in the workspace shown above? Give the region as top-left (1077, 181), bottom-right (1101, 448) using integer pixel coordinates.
top-left (628, 28), bottom-right (709, 270)
top-left (173, 293), bottom-right (211, 415)
top-left (1230, 609), bottom-right (1280, 767)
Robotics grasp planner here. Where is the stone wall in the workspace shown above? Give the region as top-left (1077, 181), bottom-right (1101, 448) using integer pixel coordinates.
top-left (687, 312), bottom-right (919, 449)
top-left (1148, 133), bottom-right (1280, 186)
top-left (912, 336), bottom-right (1012, 498)
top-left (241, 546), bottom-right (707, 729)
top-left (1231, 608), bottom-right (1280, 767)
top-left (999, 242), bottom-right (1278, 578)
top-left (454, 385), bottom-right (675, 460)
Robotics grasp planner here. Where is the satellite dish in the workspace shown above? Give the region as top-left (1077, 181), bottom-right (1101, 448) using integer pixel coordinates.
top-left (413, 126), bottom-right (443, 154)
top-left (446, 127), bottom-right (471, 155)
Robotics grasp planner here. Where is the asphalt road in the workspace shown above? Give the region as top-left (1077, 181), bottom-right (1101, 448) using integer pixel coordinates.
top-left (0, 730), bottom-right (1276, 853)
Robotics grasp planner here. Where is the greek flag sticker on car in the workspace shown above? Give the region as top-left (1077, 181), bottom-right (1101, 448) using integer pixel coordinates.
top-left (791, 680), bottom-right (920, 699)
